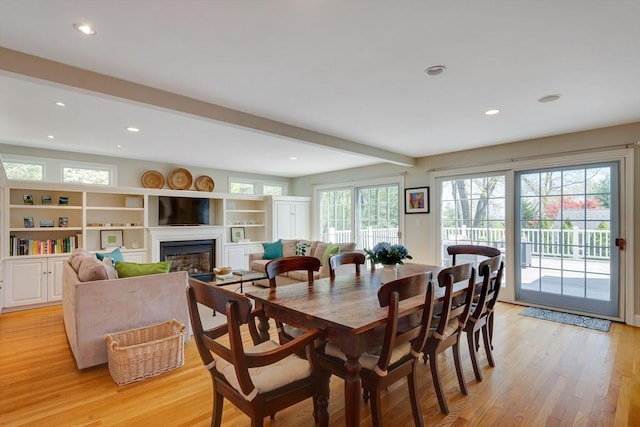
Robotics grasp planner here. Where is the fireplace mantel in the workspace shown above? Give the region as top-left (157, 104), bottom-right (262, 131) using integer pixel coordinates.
top-left (148, 226), bottom-right (224, 266)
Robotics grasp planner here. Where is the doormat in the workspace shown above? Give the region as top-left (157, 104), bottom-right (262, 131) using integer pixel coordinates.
top-left (519, 307), bottom-right (611, 332)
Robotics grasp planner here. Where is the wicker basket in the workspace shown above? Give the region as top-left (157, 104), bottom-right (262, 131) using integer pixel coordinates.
top-left (105, 319), bottom-right (186, 386)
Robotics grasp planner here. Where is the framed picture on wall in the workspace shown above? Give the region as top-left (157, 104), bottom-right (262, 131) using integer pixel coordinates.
top-left (230, 227), bottom-right (245, 243)
top-left (405, 186), bottom-right (430, 214)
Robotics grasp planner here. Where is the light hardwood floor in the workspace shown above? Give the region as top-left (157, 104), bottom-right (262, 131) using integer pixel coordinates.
top-left (1, 302), bottom-right (638, 426)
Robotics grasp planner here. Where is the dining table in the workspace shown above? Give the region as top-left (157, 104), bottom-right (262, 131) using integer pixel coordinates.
top-left (246, 262), bottom-right (465, 427)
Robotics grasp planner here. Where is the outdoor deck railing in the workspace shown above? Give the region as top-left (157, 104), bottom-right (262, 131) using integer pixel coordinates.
top-left (323, 226), bottom-right (611, 260)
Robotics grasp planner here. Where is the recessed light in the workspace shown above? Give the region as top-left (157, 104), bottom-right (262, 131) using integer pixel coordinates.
top-left (538, 94), bottom-right (561, 103)
top-left (126, 127), bottom-right (140, 133)
top-left (55, 101), bottom-right (66, 107)
top-left (424, 65), bottom-right (446, 76)
top-left (289, 157), bottom-right (297, 160)
top-left (47, 135), bottom-right (54, 139)
top-left (485, 109), bottom-right (500, 115)
top-left (116, 144), bottom-right (123, 149)
top-left (73, 23), bottom-right (97, 36)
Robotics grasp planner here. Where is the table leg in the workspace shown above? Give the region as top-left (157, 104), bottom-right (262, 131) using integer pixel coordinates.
top-left (343, 351), bottom-right (362, 427)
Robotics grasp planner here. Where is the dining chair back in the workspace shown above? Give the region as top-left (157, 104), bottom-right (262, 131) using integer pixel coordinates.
top-left (186, 278), bottom-right (327, 427)
top-left (266, 256), bottom-right (321, 287)
top-left (265, 256), bottom-right (321, 344)
top-left (423, 263), bottom-right (476, 414)
top-left (319, 272), bottom-right (435, 427)
top-left (464, 255), bottom-right (504, 381)
top-left (447, 244), bottom-right (501, 266)
top-left (328, 251), bottom-right (366, 279)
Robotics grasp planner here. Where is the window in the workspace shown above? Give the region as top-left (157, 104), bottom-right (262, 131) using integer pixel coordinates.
top-left (319, 188), bottom-right (352, 243)
top-left (439, 173), bottom-right (506, 267)
top-left (316, 177), bottom-right (403, 250)
top-left (263, 183), bottom-right (285, 196)
top-left (2, 160), bottom-right (44, 181)
top-left (230, 181), bottom-right (255, 194)
top-left (228, 178), bottom-right (288, 195)
top-left (62, 163), bottom-right (115, 185)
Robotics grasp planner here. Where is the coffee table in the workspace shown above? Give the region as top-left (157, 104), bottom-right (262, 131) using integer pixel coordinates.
top-left (193, 270), bottom-right (267, 294)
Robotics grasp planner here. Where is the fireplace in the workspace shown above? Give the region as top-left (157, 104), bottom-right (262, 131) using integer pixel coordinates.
top-left (160, 239), bottom-right (215, 279)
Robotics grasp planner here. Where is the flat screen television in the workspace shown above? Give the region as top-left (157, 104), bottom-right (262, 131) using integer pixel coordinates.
top-left (158, 196), bottom-right (210, 226)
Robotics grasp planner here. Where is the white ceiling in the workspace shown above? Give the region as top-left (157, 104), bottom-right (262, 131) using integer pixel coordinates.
top-left (1, 1), bottom-right (639, 178)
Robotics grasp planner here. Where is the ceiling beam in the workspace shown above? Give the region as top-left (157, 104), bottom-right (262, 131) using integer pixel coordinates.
top-left (0, 47), bottom-right (415, 167)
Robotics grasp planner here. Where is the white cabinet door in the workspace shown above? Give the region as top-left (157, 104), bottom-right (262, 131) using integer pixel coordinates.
top-left (5, 258), bottom-right (48, 307)
top-left (123, 251), bottom-right (146, 263)
top-left (47, 257), bottom-right (65, 301)
top-left (225, 246), bottom-right (247, 270)
top-left (275, 202), bottom-right (294, 239)
top-left (274, 200), bottom-right (310, 240)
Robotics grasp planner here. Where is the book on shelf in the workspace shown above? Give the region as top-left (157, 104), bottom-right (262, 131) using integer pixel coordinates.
top-left (8, 235), bottom-right (78, 256)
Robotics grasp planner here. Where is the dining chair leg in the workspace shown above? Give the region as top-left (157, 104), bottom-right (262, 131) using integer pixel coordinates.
top-left (408, 368), bottom-right (424, 427)
top-left (362, 389), bottom-right (370, 403)
top-left (370, 384), bottom-right (384, 427)
top-left (427, 351), bottom-right (449, 415)
top-left (466, 329), bottom-right (483, 382)
top-left (488, 311), bottom-right (495, 350)
top-left (213, 391), bottom-right (223, 427)
top-left (474, 329), bottom-right (481, 351)
top-left (482, 323), bottom-right (496, 367)
top-left (452, 341), bottom-right (468, 395)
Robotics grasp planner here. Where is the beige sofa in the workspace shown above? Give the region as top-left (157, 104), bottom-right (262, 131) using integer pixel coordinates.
top-left (249, 239), bottom-right (357, 285)
top-left (62, 251), bottom-right (191, 369)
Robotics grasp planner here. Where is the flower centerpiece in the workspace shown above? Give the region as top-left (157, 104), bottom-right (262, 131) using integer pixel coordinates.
top-left (364, 242), bottom-right (412, 266)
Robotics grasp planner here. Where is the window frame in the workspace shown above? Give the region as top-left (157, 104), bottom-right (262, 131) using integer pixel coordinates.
top-left (228, 177), bottom-right (288, 195)
top-left (1, 155), bottom-right (46, 182)
top-left (60, 160), bottom-right (117, 186)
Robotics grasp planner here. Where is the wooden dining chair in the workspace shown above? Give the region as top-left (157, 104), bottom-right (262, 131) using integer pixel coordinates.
top-left (464, 255), bottom-right (504, 381)
top-left (186, 278), bottom-right (328, 427)
top-left (319, 272), bottom-right (435, 427)
top-left (328, 251), bottom-right (366, 279)
top-left (447, 244), bottom-right (502, 347)
top-left (422, 263), bottom-right (476, 414)
top-left (265, 256), bottom-right (321, 344)
top-left (447, 244), bottom-right (501, 267)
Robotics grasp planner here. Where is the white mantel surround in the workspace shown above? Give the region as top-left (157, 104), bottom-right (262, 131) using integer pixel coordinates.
top-left (148, 226), bottom-right (224, 267)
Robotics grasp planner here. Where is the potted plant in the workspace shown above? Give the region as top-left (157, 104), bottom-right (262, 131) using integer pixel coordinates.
top-left (364, 242), bottom-right (412, 268)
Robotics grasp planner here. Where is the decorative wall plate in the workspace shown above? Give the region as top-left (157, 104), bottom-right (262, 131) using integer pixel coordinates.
top-left (141, 170), bottom-right (165, 189)
top-left (195, 175), bottom-right (215, 192)
top-left (167, 168), bottom-right (193, 190)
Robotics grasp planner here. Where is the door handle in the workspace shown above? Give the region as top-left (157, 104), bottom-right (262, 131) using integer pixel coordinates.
top-left (615, 238), bottom-right (626, 250)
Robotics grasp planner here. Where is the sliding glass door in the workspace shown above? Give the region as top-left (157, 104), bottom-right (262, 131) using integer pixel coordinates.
top-left (515, 162), bottom-right (619, 316)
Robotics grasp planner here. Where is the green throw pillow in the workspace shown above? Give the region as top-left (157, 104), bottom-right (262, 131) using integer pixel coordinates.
top-left (96, 247), bottom-right (124, 266)
top-left (262, 239), bottom-right (283, 259)
top-left (115, 261), bottom-right (171, 278)
top-left (322, 243), bottom-right (340, 265)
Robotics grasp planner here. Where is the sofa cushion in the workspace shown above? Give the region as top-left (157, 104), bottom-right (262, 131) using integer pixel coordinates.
top-left (68, 248), bottom-right (91, 273)
top-left (281, 239), bottom-right (299, 257)
top-left (322, 243), bottom-right (340, 265)
top-left (312, 242), bottom-right (329, 262)
top-left (262, 240), bottom-right (283, 259)
top-left (337, 242), bottom-right (357, 252)
top-left (250, 259), bottom-right (269, 274)
top-left (295, 241), bottom-right (312, 256)
top-left (115, 261), bottom-right (171, 278)
top-left (78, 256), bottom-right (110, 282)
top-left (96, 247), bottom-right (124, 265)
top-left (287, 269), bottom-right (321, 281)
